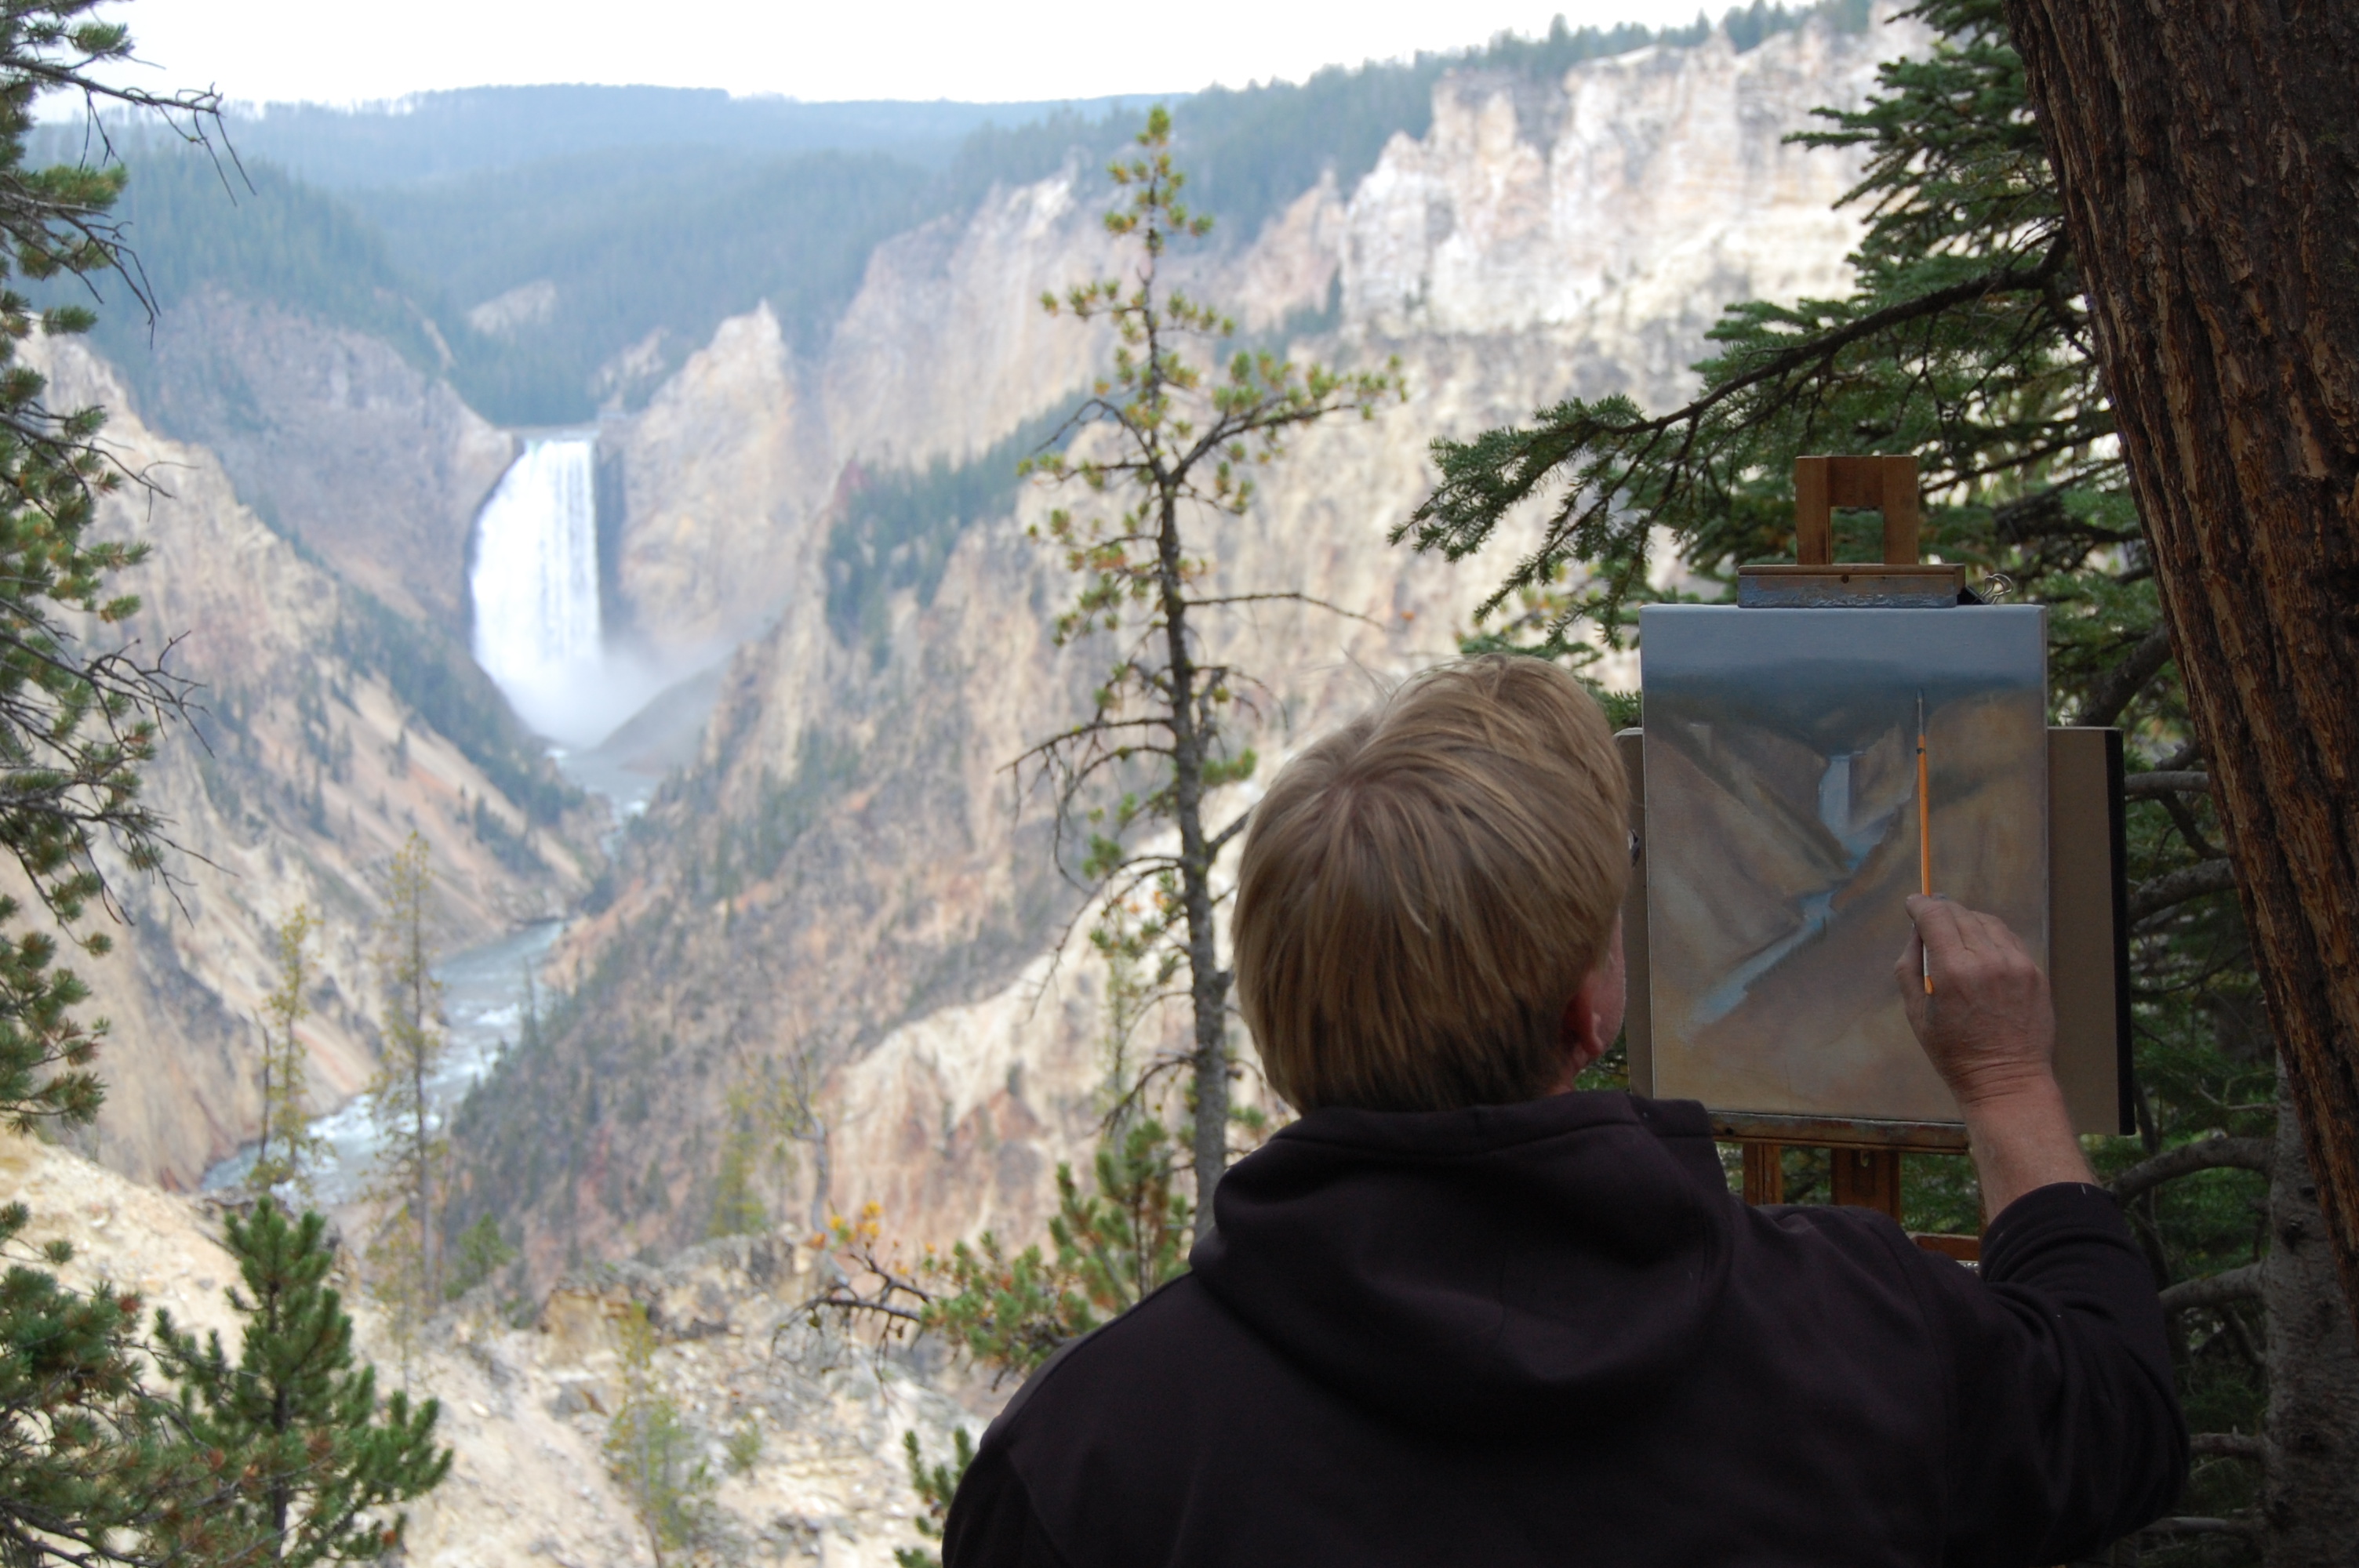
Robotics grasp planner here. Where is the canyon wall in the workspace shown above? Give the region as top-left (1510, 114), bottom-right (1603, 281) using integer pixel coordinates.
top-left (131, 289), bottom-right (514, 633)
top-left (26, 339), bottom-right (591, 1188)
top-left (456, 16), bottom-right (1919, 1278)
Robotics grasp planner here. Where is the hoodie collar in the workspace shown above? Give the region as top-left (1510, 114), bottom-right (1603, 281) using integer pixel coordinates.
top-left (1192, 1091), bottom-right (1734, 1439)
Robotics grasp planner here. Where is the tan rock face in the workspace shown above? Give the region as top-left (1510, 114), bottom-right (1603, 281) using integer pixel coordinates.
top-left (612, 306), bottom-right (836, 655)
top-left (469, 20), bottom-right (1922, 1278)
top-left (607, 173), bottom-right (1124, 655)
top-left (820, 174), bottom-right (1114, 473)
top-left (22, 340), bottom-right (591, 1189)
top-left (1343, 28), bottom-right (1898, 347)
top-left (612, 20), bottom-right (1917, 661)
top-left (133, 289), bottom-right (514, 633)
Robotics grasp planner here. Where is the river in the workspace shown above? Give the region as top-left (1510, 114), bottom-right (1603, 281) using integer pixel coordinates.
top-left (199, 919), bottom-right (566, 1203)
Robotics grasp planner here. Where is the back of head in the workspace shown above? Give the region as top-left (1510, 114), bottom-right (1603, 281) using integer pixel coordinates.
top-left (1234, 655), bottom-right (1629, 1113)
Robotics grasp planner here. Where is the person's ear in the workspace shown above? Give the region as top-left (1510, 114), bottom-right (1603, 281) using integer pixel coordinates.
top-left (1560, 982), bottom-right (1612, 1080)
top-left (1554, 920), bottom-right (1627, 1093)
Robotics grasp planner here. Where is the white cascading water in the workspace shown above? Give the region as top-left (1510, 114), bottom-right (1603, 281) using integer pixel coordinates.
top-left (470, 434), bottom-right (612, 747)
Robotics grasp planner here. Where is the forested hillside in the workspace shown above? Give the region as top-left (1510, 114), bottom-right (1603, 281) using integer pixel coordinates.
top-left (49, 3), bottom-right (1859, 428)
top-left (220, 85), bottom-right (1160, 187)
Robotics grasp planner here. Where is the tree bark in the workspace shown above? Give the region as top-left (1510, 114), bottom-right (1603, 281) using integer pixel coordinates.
top-left (2263, 1066), bottom-right (2359, 1567)
top-left (2003, 0), bottom-right (2359, 1335)
top-left (1158, 493), bottom-right (1230, 1242)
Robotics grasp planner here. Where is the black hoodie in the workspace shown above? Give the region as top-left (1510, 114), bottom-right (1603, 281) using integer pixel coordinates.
top-left (943, 1092), bottom-right (2185, 1567)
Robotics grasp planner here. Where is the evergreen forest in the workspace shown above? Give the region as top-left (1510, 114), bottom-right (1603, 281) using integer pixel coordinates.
top-left (38, 2), bottom-right (1858, 427)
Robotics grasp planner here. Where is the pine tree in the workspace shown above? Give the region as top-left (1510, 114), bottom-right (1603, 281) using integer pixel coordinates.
top-left (0, 0), bottom-right (212, 1140)
top-left (363, 833), bottom-right (446, 1369)
top-left (151, 1200), bottom-right (451, 1566)
top-left (713, 1047), bottom-right (823, 1239)
top-left (1020, 107), bottom-right (1401, 1232)
top-left (441, 1214), bottom-right (514, 1302)
top-left (252, 906), bottom-right (324, 1198)
top-left (925, 1117), bottom-right (1191, 1375)
top-left (808, 1117), bottom-right (1192, 1381)
top-left (602, 1303), bottom-right (713, 1566)
top-left (0, 1209), bottom-right (191, 1568)
top-left (0, 5), bottom-right (227, 1563)
top-left (892, 1428), bottom-right (973, 1568)
top-left (1999, 0), bottom-right (2359, 1315)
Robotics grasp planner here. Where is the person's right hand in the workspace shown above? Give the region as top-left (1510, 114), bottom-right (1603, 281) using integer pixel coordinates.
top-left (1896, 895), bottom-right (2058, 1111)
top-left (1897, 895), bottom-right (2092, 1214)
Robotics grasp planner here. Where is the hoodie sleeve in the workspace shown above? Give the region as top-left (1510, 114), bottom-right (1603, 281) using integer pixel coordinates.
top-left (942, 1438), bottom-right (1071, 1568)
top-left (1894, 1181), bottom-right (2187, 1565)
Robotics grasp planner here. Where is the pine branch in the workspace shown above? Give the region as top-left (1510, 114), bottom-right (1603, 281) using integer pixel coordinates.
top-left (2123, 771), bottom-right (2209, 797)
top-left (1396, 257), bottom-right (2063, 603)
top-left (2158, 1263), bottom-right (2263, 1313)
top-left (2074, 622), bottom-right (2174, 727)
top-left (1185, 591), bottom-right (1381, 627)
top-left (2110, 1135), bottom-right (2270, 1203)
top-left (2128, 858), bottom-right (2238, 923)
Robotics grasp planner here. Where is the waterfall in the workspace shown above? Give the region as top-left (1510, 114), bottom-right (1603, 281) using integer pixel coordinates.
top-left (470, 434), bottom-right (609, 746)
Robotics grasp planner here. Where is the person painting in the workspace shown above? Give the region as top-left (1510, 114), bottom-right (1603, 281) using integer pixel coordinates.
top-left (944, 655), bottom-right (2184, 1566)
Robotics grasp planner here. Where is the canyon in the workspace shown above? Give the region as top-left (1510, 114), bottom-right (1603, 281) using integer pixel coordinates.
top-left (24, 332), bottom-right (591, 1190)
top-left (0, 16), bottom-right (1939, 1562)
top-left (53, 11), bottom-right (1921, 1224)
top-left (463, 16), bottom-right (1917, 1277)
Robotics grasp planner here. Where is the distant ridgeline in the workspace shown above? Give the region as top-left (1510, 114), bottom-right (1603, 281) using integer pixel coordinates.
top-left (31, 1), bottom-right (1864, 429)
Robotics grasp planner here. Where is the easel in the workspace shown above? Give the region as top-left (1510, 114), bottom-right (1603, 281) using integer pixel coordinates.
top-left (1735, 454), bottom-right (1962, 609)
top-left (1621, 452), bottom-right (2130, 1262)
top-left (1726, 459), bottom-right (1962, 1244)
top-left (1731, 456), bottom-right (1969, 1254)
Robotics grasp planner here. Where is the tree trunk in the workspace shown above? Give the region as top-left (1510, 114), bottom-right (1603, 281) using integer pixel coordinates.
top-left (2263, 1063), bottom-right (2359, 1566)
top-left (2003, 0), bottom-right (2359, 1335)
top-left (1158, 497), bottom-right (1230, 1241)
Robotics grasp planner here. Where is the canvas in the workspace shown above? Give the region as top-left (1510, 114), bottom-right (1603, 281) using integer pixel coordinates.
top-left (1639, 604), bottom-right (2048, 1123)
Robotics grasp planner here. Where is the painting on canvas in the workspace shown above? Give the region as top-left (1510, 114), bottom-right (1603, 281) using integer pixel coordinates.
top-left (1639, 604), bottom-right (2048, 1124)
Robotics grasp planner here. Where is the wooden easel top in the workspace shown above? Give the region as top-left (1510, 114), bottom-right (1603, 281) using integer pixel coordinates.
top-left (1737, 456), bottom-right (1965, 606)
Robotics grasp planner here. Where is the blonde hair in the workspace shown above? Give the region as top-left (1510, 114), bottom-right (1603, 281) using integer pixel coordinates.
top-left (1234, 655), bottom-right (1628, 1112)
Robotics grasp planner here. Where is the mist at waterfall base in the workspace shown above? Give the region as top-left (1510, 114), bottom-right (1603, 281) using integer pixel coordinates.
top-left (469, 433), bottom-right (671, 751)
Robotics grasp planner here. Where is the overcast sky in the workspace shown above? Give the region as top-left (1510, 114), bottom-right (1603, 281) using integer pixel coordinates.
top-left (96, 0), bottom-right (1719, 107)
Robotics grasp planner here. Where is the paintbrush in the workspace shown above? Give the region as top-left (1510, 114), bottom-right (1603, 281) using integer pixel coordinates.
top-left (1917, 690), bottom-right (1933, 994)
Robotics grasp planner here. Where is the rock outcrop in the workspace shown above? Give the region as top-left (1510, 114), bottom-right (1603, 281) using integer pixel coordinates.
top-left (7, 1130), bottom-right (969, 1568)
top-left (1344, 27), bottom-right (1885, 350)
top-left (460, 14), bottom-right (1922, 1280)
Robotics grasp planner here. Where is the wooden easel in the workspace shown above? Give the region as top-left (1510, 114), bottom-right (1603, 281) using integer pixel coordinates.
top-left (1729, 455), bottom-right (1976, 1259)
top-left (1619, 456), bottom-right (2128, 1261)
top-left (1736, 455), bottom-right (1963, 608)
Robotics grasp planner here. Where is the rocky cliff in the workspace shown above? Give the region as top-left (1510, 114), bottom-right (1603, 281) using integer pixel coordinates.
top-left (453, 15), bottom-right (1920, 1280)
top-left (7, 1129), bottom-right (969, 1568)
top-left (24, 338), bottom-right (591, 1189)
top-left (130, 289), bottom-right (514, 634)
